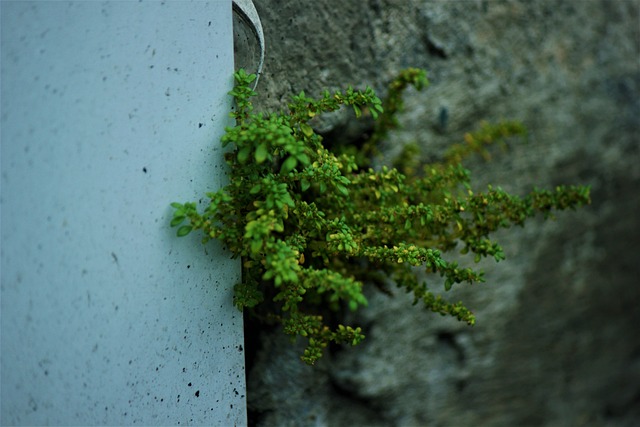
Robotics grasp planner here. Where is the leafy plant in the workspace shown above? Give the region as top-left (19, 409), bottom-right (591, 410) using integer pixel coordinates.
top-left (171, 68), bottom-right (590, 365)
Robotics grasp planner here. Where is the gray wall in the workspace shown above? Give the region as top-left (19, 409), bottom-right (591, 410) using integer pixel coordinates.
top-left (246, 1), bottom-right (640, 426)
top-left (1, 2), bottom-right (245, 425)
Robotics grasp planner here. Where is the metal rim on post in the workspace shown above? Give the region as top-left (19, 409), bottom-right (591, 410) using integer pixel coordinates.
top-left (232, 0), bottom-right (264, 89)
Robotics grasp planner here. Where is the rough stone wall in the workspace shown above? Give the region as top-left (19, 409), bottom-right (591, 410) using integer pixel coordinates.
top-left (244, 1), bottom-right (640, 426)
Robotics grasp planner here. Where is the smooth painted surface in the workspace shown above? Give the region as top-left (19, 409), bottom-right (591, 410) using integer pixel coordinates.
top-left (1, 1), bottom-right (245, 425)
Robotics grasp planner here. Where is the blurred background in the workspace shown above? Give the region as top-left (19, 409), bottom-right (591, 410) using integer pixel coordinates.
top-left (242, 1), bottom-right (640, 426)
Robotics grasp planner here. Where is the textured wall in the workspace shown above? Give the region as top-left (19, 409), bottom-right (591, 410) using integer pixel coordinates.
top-left (245, 1), bottom-right (640, 426)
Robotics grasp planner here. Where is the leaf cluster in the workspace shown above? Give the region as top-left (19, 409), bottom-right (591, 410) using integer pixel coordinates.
top-left (171, 68), bottom-right (590, 364)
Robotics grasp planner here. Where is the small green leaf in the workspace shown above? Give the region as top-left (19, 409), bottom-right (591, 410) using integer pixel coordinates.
top-left (300, 123), bottom-right (314, 137)
top-left (300, 179), bottom-right (311, 191)
top-left (177, 225), bottom-right (193, 237)
top-left (170, 216), bottom-right (186, 227)
top-left (338, 176), bottom-right (351, 185)
top-left (297, 153), bottom-right (310, 166)
top-left (251, 239), bottom-right (262, 254)
top-left (280, 156), bottom-right (298, 174)
top-left (255, 144), bottom-right (268, 163)
top-left (237, 146), bottom-right (251, 163)
top-left (170, 202), bottom-right (183, 209)
top-left (444, 277), bottom-right (453, 291)
top-left (262, 270), bottom-right (274, 280)
top-left (336, 184), bottom-right (349, 196)
top-left (281, 192), bottom-right (295, 207)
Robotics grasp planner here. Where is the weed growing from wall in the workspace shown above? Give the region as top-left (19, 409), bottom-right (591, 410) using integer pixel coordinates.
top-left (171, 69), bottom-right (590, 364)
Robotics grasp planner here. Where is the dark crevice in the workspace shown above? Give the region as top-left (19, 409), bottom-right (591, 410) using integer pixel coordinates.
top-left (436, 330), bottom-right (465, 363)
top-left (247, 408), bottom-right (271, 427)
top-left (424, 36), bottom-right (448, 59)
top-left (244, 311), bottom-right (272, 427)
top-left (602, 390), bottom-right (640, 420)
top-left (328, 377), bottom-right (389, 424)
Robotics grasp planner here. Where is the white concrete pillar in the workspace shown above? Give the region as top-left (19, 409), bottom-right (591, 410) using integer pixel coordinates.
top-left (1, 1), bottom-right (246, 425)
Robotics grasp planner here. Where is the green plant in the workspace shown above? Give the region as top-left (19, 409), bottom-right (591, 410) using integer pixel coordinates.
top-left (171, 68), bottom-right (590, 365)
